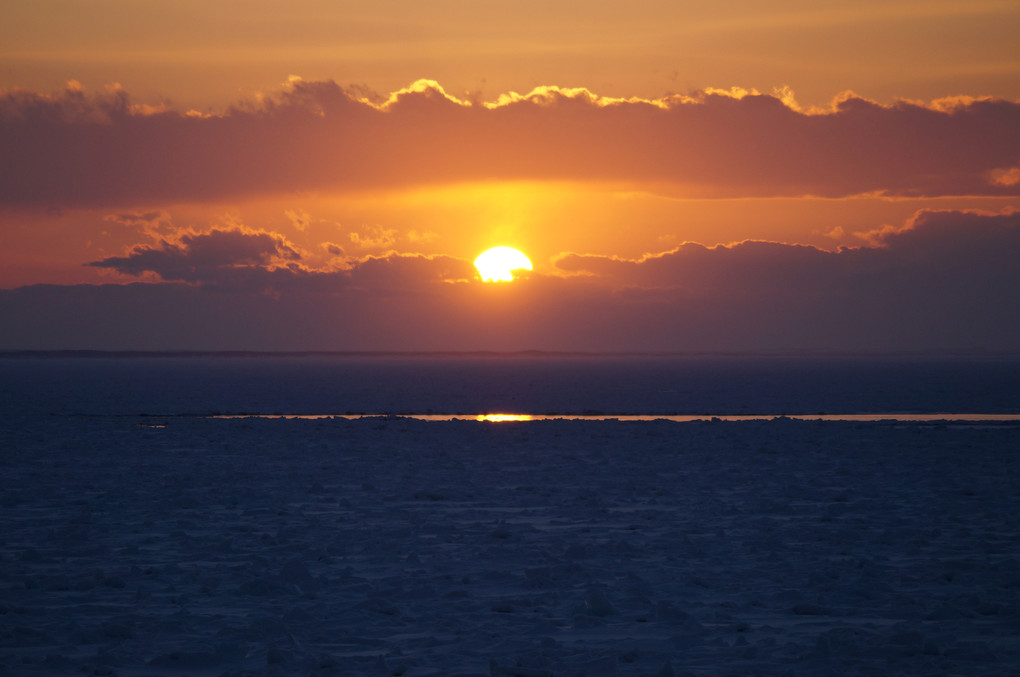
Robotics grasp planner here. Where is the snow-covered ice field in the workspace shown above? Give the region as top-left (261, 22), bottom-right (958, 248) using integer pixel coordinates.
top-left (2, 356), bottom-right (1019, 675)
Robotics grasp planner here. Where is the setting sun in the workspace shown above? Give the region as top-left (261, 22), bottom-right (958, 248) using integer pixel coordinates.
top-left (474, 246), bottom-right (533, 282)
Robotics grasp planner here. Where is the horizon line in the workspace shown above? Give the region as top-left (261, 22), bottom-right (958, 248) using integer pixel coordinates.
top-left (3, 349), bottom-right (1020, 359)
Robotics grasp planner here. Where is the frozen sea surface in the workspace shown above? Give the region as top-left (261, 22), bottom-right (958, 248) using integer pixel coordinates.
top-left (2, 414), bottom-right (1019, 676)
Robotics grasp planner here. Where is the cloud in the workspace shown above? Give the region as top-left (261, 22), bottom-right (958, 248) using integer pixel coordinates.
top-left (321, 241), bottom-right (346, 257)
top-left (104, 210), bottom-right (166, 228)
top-left (349, 227), bottom-right (398, 250)
top-left (988, 167), bottom-right (1020, 187)
top-left (1, 81), bottom-right (1017, 207)
top-left (103, 209), bottom-right (173, 237)
top-left (3, 209), bottom-right (1014, 352)
top-left (284, 209), bottom-right (312, 231)
top-left (555, 208), bottom-right (1020, 297)
top-left (88, 228), bottom-right (302, 287)
top-left (408, 230), bottom-right (439, 244)
top-left (87, 226), bottom-right (474, 294)
top-left (554, 240), bottom-right (837, 298)
top-left (346, 253), bottom-right (476, 291)
top-left (546, 209), bottom-right (1020, 350)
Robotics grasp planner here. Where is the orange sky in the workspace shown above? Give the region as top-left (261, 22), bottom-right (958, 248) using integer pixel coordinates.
top-left (1, 1), bottom-right (1018, 351)
top-left (4, 0), bottom-right (1019, 108)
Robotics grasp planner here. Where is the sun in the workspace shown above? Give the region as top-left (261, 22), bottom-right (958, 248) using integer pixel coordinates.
top-left (474, 246), bottom-right (533, 282)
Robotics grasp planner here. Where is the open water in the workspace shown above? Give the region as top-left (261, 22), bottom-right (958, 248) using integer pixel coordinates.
top-left (2, 352), bottom-right (1018, 417)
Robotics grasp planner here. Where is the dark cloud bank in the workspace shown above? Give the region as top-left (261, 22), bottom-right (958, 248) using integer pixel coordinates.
top-left (1, 81), bottom-right (1018, 207)
top-left (2, 210), bottom-right (1017, 353)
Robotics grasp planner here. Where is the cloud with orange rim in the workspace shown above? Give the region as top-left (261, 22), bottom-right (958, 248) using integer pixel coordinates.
top-left (2, 80), bottom-right (1018, 208)
top-left (0, 78), bottom-right (1018, 352)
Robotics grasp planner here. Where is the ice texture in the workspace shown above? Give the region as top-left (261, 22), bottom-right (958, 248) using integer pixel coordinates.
top-left (2, 415), bottom-right (1018, 675)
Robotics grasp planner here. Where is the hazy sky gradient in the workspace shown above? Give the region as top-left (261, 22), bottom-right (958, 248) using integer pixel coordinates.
top-left (4, 0), bottom-right (1019, 106)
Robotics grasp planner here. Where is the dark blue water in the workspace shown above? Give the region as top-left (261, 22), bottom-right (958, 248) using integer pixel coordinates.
top-left (2, 353), bottom-right (1018, 417)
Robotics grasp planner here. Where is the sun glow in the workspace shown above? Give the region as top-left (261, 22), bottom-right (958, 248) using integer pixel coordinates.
top-left (474, 246), bottom-right (533, 282)
top-left (476, 414), bottom-right (535, 422)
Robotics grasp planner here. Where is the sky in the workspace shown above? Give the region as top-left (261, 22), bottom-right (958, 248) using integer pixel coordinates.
top-left (1, 0), bottom-right (1018, 352)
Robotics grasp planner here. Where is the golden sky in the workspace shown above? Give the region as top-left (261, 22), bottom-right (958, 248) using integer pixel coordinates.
top-left (4, 0), bottom-right (1019, 107)
top-left (1, 0), bottom-right (1018, 351)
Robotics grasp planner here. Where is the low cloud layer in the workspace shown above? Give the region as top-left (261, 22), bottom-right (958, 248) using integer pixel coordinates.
top-left (2, 81), bottom-right (1018, 207)
top-left (89, 229), bottom-right (300, 283)
top-left (3, 209), bottom-right (1016, 353)
top-left (88, 227), bottom-right (476, 293)
top-left (555, 209), bottom-right (1020, 295)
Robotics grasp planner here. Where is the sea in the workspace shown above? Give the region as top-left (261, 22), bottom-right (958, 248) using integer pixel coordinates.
top-left (3, 352), bottom-right (1020, 675)
top-left (2, 352), bottom-right (1018, 419)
